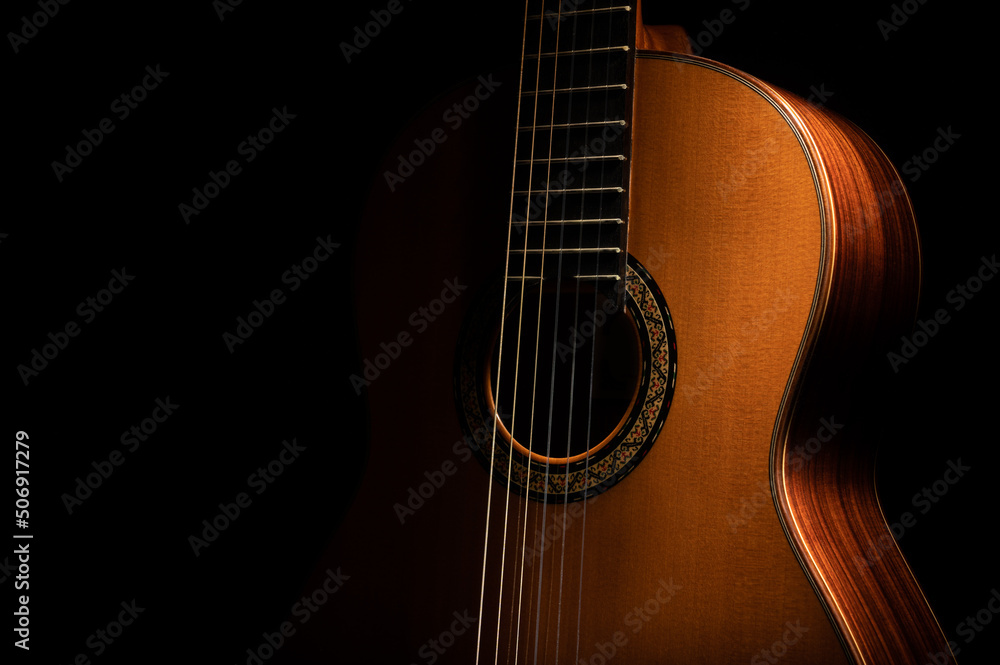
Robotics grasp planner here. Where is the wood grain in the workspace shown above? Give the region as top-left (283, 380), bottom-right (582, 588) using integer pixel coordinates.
top-left (276, 14), bottom-right (953, 665)
top-left (770, 82), bottom-right (956, 665)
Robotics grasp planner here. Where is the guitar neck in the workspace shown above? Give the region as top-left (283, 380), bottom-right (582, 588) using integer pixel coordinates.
top-left (509, 1), bottom-right (637, 299)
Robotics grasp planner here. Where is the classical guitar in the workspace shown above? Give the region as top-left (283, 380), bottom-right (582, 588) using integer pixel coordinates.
top-left (284, 2), bottom-right (955, 663)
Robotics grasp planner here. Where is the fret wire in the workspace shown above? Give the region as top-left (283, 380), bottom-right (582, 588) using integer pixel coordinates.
top-left (525, 6), bottom-right (632, 20)
top-left (515, 155), bottom-right (625, 164)
top-left (518, 120), bottom-right (626, 130)
top-left (516, 218), bottom-right (623, 225)
top-left (525, 46), bottom-right (629, 59)
top-left (514, 186), bottom-right (624, 194)
top-left (573, 274), bottom-right (622, 281)
top-left (521, 84), bottom-right (628, 96)
top-left (509, 248), bottom-right (622, 254)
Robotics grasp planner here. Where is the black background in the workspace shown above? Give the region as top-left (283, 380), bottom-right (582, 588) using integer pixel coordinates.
top-left (6, 0), bottom-right (994, 663)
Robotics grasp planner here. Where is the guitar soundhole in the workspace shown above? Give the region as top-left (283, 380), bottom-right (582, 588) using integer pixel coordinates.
top-left (455, 259), bottom-right (676, 503)
top-left (486, 286), bottom-right (642, 464)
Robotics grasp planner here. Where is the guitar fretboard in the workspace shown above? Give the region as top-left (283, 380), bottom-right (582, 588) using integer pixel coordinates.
top-left (509, 1), bottom-right (636, 295)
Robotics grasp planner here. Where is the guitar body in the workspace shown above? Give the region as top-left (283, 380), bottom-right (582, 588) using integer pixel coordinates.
top-left (283, 12), bottom-right (954, 665)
